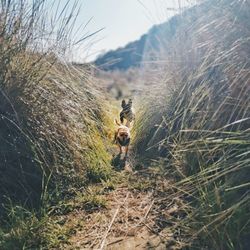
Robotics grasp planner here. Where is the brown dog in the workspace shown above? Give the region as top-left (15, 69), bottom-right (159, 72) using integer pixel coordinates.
top-left (114, 119), bottom-right (131, 156)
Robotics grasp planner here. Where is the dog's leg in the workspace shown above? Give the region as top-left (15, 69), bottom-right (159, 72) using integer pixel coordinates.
top-left (118, 145), bottom-right (122, 154)
top-left (120, 111), bottom-right (124, 124)
top-left (125, 146), bottom-right (129, 157)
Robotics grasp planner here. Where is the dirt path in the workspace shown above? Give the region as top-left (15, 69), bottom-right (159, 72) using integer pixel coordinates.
top-left (68, 187), bottom-right (161, 249)
top-left (56, 153), bottom-right (187, 250)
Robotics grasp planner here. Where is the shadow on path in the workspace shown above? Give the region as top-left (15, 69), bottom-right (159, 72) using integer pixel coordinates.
top-left (111, 153), bottom-right (128, 171)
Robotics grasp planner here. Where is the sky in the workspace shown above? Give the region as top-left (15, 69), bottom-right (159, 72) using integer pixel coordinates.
top-left (54, 0), bottom-right (192, 62)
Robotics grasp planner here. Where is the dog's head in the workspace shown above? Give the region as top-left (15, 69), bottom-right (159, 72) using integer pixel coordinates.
top-left (121, 99), bottom-right (133, 109)
top-left (117, 127), bottom-right (130, 142)
top-left (115, 119), bottom-right (130, 143)
top-left (117, 126), bottom-right (130, 141)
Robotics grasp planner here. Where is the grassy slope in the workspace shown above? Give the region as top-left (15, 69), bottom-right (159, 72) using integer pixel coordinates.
top-left (133, 0), bottom-right (250, 249)
top-left (0, 1), bottom-right (116, 248)
top-left (0, 51), bottom-right (120, 248)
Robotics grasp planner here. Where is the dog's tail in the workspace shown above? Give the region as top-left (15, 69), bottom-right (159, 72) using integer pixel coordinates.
top-left (114, 119), bottom-right (121, 126)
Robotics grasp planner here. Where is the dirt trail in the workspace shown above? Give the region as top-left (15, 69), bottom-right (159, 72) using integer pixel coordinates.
top-left (59, 153), bottom-right (187, 250)
top-left (68, 188), bottom-right (160, 249)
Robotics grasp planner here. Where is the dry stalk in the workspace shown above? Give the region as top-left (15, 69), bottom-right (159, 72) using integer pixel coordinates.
top-left (99, 192), bottom-right (130, 250)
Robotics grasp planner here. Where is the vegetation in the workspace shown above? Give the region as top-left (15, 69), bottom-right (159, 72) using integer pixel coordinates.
top-left (0, 1), bottom-right (113, 249)
top-left (134, 0), bottom-right (250, 249)
top-left (1, 0), bottom-right (249, 249)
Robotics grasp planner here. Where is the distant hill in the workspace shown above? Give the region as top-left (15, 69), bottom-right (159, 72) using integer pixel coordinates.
top-left (94, 4), bottom-right (200, 71)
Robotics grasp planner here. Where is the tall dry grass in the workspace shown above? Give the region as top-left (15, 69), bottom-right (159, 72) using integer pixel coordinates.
top-left (134, 0), bottom-right (250, 248)
top-left (0, 0), bottom-right (112, 216)
top-left (0, 0), bottom-right (114, 248)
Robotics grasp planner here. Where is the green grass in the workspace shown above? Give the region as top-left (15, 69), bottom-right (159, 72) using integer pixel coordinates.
top-left (0, 204), bottom-right (74, 249)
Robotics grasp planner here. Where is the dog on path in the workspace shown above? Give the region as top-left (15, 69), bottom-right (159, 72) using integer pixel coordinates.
top-left (120, 99), bottom-right (135, 127)
top-left (114, 119), bottom-right (130, 157)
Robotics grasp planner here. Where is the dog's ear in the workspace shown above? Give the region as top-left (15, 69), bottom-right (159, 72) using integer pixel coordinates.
top-left (113, 131), bottom-right (118, 143)
top-left (114, 119), bottom-right (121, 126)
top-left (128, 99), bottom-right (132, 106)
top-left (121, 99), bottom-right (126, 108)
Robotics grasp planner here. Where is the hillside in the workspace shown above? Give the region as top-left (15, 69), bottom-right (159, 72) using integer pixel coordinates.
top-left (94, 16), bottom-right (182, 70)
top-left (94, 2), bottom-right (206, 71)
